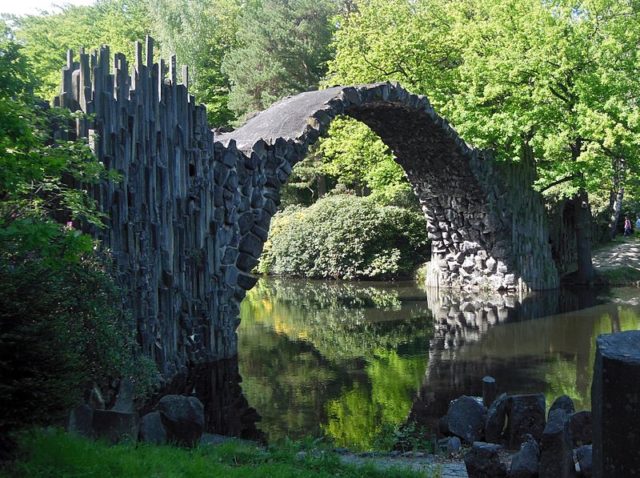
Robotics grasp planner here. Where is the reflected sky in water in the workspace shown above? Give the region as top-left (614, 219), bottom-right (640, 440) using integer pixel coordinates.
top-left (238, 278), bottom-right (640, 450)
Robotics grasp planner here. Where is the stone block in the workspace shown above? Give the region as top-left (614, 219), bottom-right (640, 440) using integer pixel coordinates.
top-left (446, 395), bottom-right (486, 444)
top-left (482, 376), bottom-right (497, 408)
top-left (568, 411), bottom-right (591, 447)
top-left (464, 442), bottom-right (507, 478)
top-left (507, 394), bottom-right (546, 449)
top-left (157, 395), bottom-right (205, 447)
top-left (92, 409), bottom-right (138, 444)
top-left (539, 409), bottom-right (573, 478)
top-left (549, 395), bottom-right (575, 418)
top-left (67, 404), bottom-right (94, 438)
top-left (576, 445), bottom-right (592, 478)
top-left (509, 434), bottom-right (539, 478)
top-left (139, 411), bottom-right (167, 445)
top-left (592, 331), bottom-right (640, 478)
top-left (485, 393), bottom-right (508, 443)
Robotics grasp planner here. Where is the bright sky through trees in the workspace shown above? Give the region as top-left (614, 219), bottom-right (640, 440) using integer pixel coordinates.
top-left (0, 0), bottom-right (95, 16)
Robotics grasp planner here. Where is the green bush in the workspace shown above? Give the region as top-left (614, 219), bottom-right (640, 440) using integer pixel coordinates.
top-left (258, 195), bottom-right (429, 280)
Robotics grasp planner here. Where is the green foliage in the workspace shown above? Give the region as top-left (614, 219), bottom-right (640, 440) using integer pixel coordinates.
top-left (258, 195), bottom-right (429, 280)
top-left (3, 429), bottom-right (429, 478)
top-left (222, 0), bottom-right (338, 118)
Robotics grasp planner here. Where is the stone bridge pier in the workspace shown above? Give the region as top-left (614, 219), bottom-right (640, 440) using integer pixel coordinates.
top-left (218, 83), bottom-right (559, 293)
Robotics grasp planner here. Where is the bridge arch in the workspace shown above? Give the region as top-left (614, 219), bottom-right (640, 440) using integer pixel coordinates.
top-left (217, 83), bottom-right (559, 297)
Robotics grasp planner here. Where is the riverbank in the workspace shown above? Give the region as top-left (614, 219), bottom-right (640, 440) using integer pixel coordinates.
top-left (592, 236), bottom-right (640, 286)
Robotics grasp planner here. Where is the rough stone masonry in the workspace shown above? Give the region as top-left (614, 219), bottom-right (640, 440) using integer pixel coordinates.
top-left (56, 39), bottom-right (558, 381)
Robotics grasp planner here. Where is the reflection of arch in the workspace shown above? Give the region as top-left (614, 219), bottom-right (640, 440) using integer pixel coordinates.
top-left (218, 83), bottom-right (558, 298)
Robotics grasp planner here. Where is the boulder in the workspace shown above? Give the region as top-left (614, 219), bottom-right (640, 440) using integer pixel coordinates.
top-left (575, 445), bottom-right (592, 478)
top-left (508, 434), bottom-right (539, 478)
top-left (92, 409), bottom-right (138, 444)
top-left (464, 442), bottom-right (507, 478)
top-left (67, 404), bottom-right (94, 438)
top-left (447, 395), bottom-right (487, 444)
top-left (139, 411), bottom-right (167, 445)
top-left (157, 395), bottom-right (204, 446)
top-left (507, 394), bottom-right (546, 449)
top-left (568, 411), bottom-right (592, 447)
top-left (112, 378), bottom-right (135, 413)
top-left (539, 409), bottom-right (574, 478)
top-left (549, 395), bottom-right (575, 418)
top-left (89, 385), bottom-right (105, 410)
top-left (438, 436), bottom-right (462, 454)
top-left (485, 393), bottom-right (508, 443)
top-left (592, 331), bottom-right (640, 478)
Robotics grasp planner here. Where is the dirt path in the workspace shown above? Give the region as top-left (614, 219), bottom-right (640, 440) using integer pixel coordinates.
top-left (592, 237), bottom-right (640, 271)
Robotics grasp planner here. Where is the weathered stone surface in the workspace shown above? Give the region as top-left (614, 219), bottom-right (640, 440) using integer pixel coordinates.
top-left (89, 385), bottom-right (105, 410)
top-left (507, 394), bottom-right (546, 449)
top-left (139, 411), bottom-right (167, 445)
top-left (509, 434), bottom-right (540, 478)
top-left (446, 395), bottom-right (487, 444)
top-left (92, 409), bottom-right (138, 444)
top-left (576, 445), bottom-right (592, 478)
top-left (112, 378), bottom-right (134, 413)
top-left (592, 331), bottom-right (640, 478)
top-left (549, 395), bottom-right (575, 418)
top-left (67, 404), bottom-right (94, 438)
top-left (485, 393), bottom-right (508, 444)
top-left (482, 376), bottom-right (497, 408)
top-left (568, 411), bottom-right (592, 447)
top-left (464, 442), bottom-right (507, 478)
top-left (539, 409), bottom-right (573, 478)
top-left (157, 395), bottom-right (204, 446)
top-left (438, 436), bottom-right (462, 454)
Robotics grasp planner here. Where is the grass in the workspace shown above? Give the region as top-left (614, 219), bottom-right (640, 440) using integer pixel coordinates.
top-left (597, 266), bottom-right (640, 286)
top-left (0, 429), bottom-right (431, 478)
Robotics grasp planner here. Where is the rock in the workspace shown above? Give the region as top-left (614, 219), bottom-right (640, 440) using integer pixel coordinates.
top-left (139, 411), bottom-right (167, 445)
top-left (67, 404), bottom-right (94, 438)
top-left (575, 445), bottom-right (592, 478)
top-left (507, 394), bottom-right (546, 449)
top-left (549, 395), bottom-right (575, 418)
top-left (482, 376), bottom-right (497, 408)
top-left (438, 436), bottom-right (462, 454)
top-left (508, 434), bottom-right (539, 478)
top-left (539, 409), bottom-right (573, 478)
top-left (464, 442), bottom-right (507, 478)
top-left (92, 409), bottom-right (138, 444)
top-left (568, 411), bottom-right (592, 447)
top-left (89, 385), bottom-right (105, 410)
top-left (447, 395), bottom-right (487, 444)
top-left (485, 393), bottom-right (508, 443)
top-left (592, 331), bottom-right (640, 478)
top-left (157, 395), bottom-right (204, 446)
top-left (112, 378), bottom-right (135, 413)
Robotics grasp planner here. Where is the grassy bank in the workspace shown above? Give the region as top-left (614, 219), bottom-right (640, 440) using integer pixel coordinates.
top-left (0, 430), bottom-right (429, 478)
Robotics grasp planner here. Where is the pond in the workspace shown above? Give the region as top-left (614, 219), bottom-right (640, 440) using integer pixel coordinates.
top-left (237, 278), bottom-right (640, 451)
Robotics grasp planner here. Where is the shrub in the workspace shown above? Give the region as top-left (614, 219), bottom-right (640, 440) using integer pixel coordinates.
top-left (258, 195), bottom-right (429, 280)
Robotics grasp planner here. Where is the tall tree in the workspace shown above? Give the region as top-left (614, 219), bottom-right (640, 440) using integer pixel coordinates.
top-left (222, 0), bottom-right (338, 118)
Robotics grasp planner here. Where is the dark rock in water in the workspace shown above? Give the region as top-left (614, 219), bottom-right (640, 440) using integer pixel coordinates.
top-left (485, 393), bottom-right (508, 444)
top-left (482, 376), bottom-right (497, 408)
top-left (139, 411), bottom-right (167, 445)
top-left (592, 331), bottom-right (640, 478)
top-left (67, 404), bottom-right (94, 438)
top-left (464, 442), bottom-right (507, 478)
top-left (447, 395), bottom-right (487, 444)
top-left (568, 411), bottom-right (592, 447)
top-left (539, 409), bottom-right (573, 478)
top-left (157, 395), bottom-right (204, 446)
top-left (576, 445), bottom-right (592, 478)
top-left (92, 409), bottom-right (138, 444)
top-left (549, 395), bottom-right (575, 418)
top-left (507, 394), bottom-right (546, 449)
top-left (508, 434), bottom-right (539, 478)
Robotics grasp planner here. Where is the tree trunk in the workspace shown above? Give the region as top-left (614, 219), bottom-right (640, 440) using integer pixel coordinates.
top-left (317, 174), bottom-right (327, 198)
top-left (575, 188), bottom-right (595, 284)
top-left (608, 186), bottom-right (624, 239)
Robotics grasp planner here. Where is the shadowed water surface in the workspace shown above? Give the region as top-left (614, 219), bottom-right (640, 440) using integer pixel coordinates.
top-left (237, 278), bottom-right (640, 450)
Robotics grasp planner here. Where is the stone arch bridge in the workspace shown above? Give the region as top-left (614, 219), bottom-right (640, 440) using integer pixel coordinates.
top-left (56, 41), bottom-right (557, 379)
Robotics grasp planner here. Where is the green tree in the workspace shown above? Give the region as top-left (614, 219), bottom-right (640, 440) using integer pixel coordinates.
top-left (222, 0), bottom-right (338, 118)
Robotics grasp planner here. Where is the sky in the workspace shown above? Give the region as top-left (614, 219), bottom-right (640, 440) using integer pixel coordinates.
top-left (0, 0), bottom-right (95, 16)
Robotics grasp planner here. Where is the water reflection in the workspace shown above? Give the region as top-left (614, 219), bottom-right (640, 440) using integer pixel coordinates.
top-left (237, 278), bottom-right (640, 450)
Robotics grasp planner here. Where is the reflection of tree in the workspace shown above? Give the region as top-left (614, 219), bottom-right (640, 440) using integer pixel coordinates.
top-left (238, 278), bottom-right (433, 449)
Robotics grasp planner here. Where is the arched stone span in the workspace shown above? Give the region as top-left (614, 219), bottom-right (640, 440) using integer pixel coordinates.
top-left (217, 83), bottom-right (559, 295)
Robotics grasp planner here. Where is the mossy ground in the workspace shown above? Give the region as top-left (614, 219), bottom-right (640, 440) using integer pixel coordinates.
top-left (0, 429), bottom-right (430, 478)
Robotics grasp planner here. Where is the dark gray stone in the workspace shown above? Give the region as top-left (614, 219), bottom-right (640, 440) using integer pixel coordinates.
top-left (89, 385), bottom-right (105, 410)
top-left (438, 436), bottom-right (462, 454)
top-left (568, 411), bottom-right (592, 447)
top-left (157, 395), bottom-right (204, 446)
top-left (509, 434), bottom-right (539, 478)
top-left (464, 442), bottom-right (507, 478)
top-left (485, 393), bottom-right (508, 443)
top-left (92, 409), bottom-right (138, 444)
top-left (112, 378), bottom-right (134, 413)
top-left (447, 395), bottom-right (487, 444)
top-left (67, 404), bottom-right (94, 438)
top-left (576, 445), bottom-right (592, 478)
top-left (482, 376), bottom-right (497, 408)
top-left (539, 409), bottom-right (573, 478)
top-left (139, 411), bottom-right (167, 445)
top-left (549, 395), bottom-right (575, 418)
top-left (507, 394), bottom-right (546, 449)
top-left (592, 331), bottom-right (640, 478)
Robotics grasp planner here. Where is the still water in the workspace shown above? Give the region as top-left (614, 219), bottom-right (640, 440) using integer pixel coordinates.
top-left (237, 278), bottom-right (640, 450)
